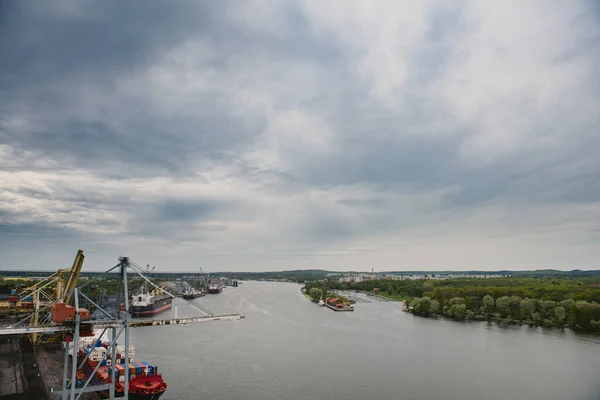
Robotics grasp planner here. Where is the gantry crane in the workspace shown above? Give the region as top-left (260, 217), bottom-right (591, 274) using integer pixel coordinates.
top-left (11, 250), bottom-right (86, 345)
top-left (0, 255), bottom-right (244, 400)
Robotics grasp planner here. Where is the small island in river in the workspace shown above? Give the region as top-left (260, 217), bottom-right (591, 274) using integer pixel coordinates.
top-left (302, 285), bottom-right (354, 311)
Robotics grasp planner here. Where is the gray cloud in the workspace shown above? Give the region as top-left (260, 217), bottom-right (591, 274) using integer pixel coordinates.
top-left (1, 0), bottom-right (600, 271)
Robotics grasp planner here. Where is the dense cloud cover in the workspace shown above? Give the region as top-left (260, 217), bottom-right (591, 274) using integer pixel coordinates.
top-left (1, 1), bottom-right (599, 271)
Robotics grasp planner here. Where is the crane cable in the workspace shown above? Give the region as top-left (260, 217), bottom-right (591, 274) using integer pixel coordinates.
top-left (128, 260), bottom-right (215, 317)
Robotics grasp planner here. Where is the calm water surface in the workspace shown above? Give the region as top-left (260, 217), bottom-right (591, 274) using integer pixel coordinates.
top-left (131, 281), bottom-right (600, 400)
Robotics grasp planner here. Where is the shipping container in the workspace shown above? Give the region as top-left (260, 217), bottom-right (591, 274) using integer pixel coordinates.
top-left (140, 361), bottom-right (152, 374)
top-left (133, 361), bottom-right (144, 374)
top-left (78, 308), bottom-right (91, 320)
top-left (51, 303), bottom-right (75, 323)
top-left (128, 363), bottom-right (136, 377)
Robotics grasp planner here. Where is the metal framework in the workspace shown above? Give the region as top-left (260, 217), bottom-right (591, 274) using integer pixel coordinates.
top-left (1, 256), bottom-right (243, 400)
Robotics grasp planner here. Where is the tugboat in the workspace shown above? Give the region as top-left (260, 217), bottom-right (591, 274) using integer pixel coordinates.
top-left (130, 284), bottom-right (173, 316)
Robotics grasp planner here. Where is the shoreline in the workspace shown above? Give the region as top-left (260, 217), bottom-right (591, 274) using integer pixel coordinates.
top-left (407, 312), bottom-right (600, 334)
top-left (346, 290), bottom-right (600, 334)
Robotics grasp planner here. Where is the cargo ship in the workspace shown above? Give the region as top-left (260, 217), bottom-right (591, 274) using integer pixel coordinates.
top-left (130, 285), bottom-right (173, 316)
top-left (74, 331), bottom-right (167, 399)
top-left (207, 283), bottom-right (222, 294)
top-left (182, 287), bottom-right (205, 300)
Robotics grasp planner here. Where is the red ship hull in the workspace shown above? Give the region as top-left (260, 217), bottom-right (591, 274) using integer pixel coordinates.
top-left (78, 350), bottom-right (167, 399)
top-left (97, 376), bottom-right (167, 399)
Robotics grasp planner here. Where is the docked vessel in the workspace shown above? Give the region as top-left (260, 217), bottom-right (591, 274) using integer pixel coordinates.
top-left (207, 283), bottom-right (222, 294)
top-left (182, 287), bottom-right (205, 300)
top-left (71, 329), bottom-right (167, 399)
top-left (130, 285), bottom-right (173, 316)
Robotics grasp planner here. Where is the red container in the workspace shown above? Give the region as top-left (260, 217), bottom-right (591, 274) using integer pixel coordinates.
top-left (78, 308), bottom-right (90, 320)
top-left (51, 303), bottom-right (75, 323)
top-left (115, 365), bottom-right (125, 376)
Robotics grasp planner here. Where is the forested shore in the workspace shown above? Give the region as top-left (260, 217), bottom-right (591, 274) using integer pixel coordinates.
top-left (327, 277), bottom-right (600, 332)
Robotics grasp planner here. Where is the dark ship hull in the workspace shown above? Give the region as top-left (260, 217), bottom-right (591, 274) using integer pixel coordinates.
top-left (130, 295), bottom-right (173, 316)
top-left (182, 292), bottom-right (205, 300)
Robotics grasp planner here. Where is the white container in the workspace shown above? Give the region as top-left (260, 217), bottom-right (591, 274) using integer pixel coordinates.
top-left (89, 347), bottom-right (107, 362)
top-left (115, 345), bottom-right (135, 360)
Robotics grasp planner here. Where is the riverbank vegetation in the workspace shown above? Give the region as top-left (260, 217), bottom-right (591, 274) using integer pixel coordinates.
top-left (409, 278), bottom-right (600, 331)
top-left (323, 277), bottom-right (600, 332)
top-left (303, 282), bottom-right (347, 303)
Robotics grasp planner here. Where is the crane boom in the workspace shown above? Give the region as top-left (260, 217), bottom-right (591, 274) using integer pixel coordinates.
top-left (18, 270), bottom-right (65, 301)
top-left (63, 250), bottom-right (85, 304)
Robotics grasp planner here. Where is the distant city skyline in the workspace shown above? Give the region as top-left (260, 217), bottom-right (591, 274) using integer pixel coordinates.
top-left (1, 1), bottom-right (599, 272)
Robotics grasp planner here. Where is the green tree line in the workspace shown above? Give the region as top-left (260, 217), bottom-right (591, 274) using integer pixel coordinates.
top-left (321, 276), bottom-right (600, 331)
top-left (411, 294), bottom-right (600, 331)
top-left (330, 276), bottom-right (600, 303)
top-left (303, 282), bottom-right (348, 302)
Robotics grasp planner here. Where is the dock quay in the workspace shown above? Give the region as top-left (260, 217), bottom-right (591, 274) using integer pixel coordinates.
top-left (0, 335), bottom-right (99, 400)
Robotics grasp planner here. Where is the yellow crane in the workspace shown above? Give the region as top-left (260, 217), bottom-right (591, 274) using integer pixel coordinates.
top-left (63, 250), bottom-right (85, 304)
top-left (12, 250), bottom-right (85, 345)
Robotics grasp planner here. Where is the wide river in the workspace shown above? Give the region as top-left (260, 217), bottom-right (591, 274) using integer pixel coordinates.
top-left (130, 281), bottom-right (600, 400)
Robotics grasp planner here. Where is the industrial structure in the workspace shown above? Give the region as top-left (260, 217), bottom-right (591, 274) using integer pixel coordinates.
top-left (0, 252), bottom-right (244, 399)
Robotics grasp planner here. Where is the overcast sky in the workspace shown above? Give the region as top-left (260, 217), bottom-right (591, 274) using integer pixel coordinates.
top-left (1, 1), bottom-right (599, 272)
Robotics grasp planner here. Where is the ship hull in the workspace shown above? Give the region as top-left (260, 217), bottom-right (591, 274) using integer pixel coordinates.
top-left (129, 393), bottom-right (165, 400)
top-left (182, 293), bottom-right (204, 300)
top-left (131, 296), bottom-right (173, 316)
top-left (98, 390), bottom-right (165, 400)
top-left (207, 288), bottom-right (222, 294)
